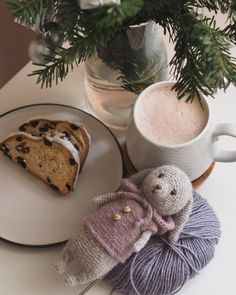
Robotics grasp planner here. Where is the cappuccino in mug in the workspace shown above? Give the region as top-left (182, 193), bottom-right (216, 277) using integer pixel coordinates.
top-left (136, 83), bottom-right (208, 145)
top-left (126, 81), bottom-right (236, 180)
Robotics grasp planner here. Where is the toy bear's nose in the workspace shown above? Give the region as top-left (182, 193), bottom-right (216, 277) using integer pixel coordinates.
top-left (152, 184), bottom-right (162, 193)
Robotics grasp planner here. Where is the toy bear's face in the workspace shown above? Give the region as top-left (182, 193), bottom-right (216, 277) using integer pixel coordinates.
top-left (142, 166), bottom-right (192, 216)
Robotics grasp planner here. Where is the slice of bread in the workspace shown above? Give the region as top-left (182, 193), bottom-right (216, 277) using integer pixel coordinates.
top-left (0, 132), bottom-right (80, 195)
top-left (18, 119), bottom-right (90, 170)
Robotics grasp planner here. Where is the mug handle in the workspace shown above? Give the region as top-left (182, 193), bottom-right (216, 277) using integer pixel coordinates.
top-left (212, 123), bottom-right (236, 162)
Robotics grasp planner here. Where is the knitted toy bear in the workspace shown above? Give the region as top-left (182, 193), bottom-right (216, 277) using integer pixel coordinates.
top-left (55, 165), bottom-right (193, 286)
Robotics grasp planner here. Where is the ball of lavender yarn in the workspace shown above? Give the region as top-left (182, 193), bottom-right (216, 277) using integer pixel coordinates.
top-left (106, 192), bottom-right (221, 295)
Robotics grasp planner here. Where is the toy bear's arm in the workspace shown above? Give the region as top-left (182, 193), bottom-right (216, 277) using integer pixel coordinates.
top-left (92, 193), bottom-right (119, 207)
top-left (168, 198), bottom-right (193, 244)
top-left (133, 230), bottom-right (152, 252)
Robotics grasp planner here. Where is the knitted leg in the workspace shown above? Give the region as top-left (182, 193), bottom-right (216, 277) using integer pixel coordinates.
top-left (64, 253), bottom-right (118, 286)
top-left (65, 269), bottom-right (101, 286)
top-left (54, 249), bottom-right (74, 274)
top-left (54, 230), bottom-right (85, 274)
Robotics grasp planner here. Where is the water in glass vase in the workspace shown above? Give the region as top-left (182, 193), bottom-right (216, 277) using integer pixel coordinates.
top-left (85, 56), bottom-right (136, 130)
top-left (85, 22), bottom-right (168, 130)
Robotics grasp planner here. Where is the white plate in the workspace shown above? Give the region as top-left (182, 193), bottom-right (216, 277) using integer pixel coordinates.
top-left (0, 104), bottom-right (124, 246)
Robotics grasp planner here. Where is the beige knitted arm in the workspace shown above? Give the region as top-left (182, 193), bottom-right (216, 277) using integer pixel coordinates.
top-left (168, 198), bottom-right (193, 244)
top-left (133, 230), bottom-right (152, 252)
top-left (92, 192), bottom-right (119, 207)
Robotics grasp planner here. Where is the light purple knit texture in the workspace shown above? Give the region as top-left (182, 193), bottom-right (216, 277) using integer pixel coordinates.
top-left (106, 191), bottom-right (221, 295)
top-left (85, 191), bottom-right (175, 263)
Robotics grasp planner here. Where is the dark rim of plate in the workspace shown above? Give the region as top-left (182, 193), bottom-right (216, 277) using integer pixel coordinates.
top-left (0, 103), bottom-right (125, 248)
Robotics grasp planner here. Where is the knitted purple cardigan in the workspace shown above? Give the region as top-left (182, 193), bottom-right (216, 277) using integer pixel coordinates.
top-left (84, 180), bottom-right (175, 263)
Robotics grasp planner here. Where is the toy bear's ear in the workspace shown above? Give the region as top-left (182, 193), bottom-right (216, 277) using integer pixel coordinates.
top-left (168, 197), bottom-right (193, 244)
top-left (129, 168), bottom-right (154, 188)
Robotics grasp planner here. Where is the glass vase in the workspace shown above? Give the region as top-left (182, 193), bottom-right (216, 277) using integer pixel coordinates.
top-left (84, 21), bottom-right (168, 130)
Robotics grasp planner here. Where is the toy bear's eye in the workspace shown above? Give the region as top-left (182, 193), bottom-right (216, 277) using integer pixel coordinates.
top-left (158, 173), bottom-right (164, 178)
top-left (170, 189), bottom-right (177, 196)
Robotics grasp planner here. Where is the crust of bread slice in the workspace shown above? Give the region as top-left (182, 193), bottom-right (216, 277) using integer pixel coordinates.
top-left (0, 132), bottom-right (80, 195)
top-left (18, 118), bottom-right (90, 170)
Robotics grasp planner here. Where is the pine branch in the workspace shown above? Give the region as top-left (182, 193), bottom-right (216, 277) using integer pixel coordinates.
top-left (28, 0), bottom-right (144, 88)
top-left (170, 13), bottom-right (236, 102)
top-left (6, 0), bottom-right (236, 103)
top-left (6, 0), bottom-right (55, 28)
top-left (120, 69), bottom-right (157, 94)
top-left (186, 0), bottom-right (231, 13)
top-left (29, 29), bottom-right (117, 87)
top-left (77, 0), bottom-right (143, 33)
top-left (97, 25), bottom-right (163, 94)
top-left (55, 0), bottom-right (80, 42)
top-left (90, 0), bottom-right (143, 29)
top-left (137, 0), bottom-right (185, 42)
top-left (29, 46), bottom-right (79, 88)
top-left (223, 1), bottom-right (236, 44)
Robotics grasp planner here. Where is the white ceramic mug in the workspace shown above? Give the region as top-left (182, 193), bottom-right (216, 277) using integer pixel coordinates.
top-left (126, 81), bottom-right (236, 181)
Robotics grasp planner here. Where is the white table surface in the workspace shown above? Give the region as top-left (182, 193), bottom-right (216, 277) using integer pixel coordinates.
top-left (0, 43), bottom-right (236, 295)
